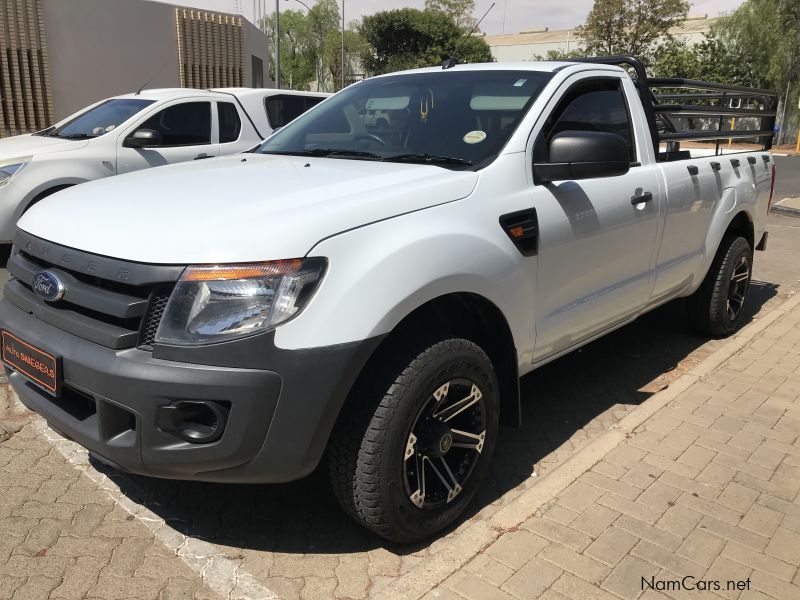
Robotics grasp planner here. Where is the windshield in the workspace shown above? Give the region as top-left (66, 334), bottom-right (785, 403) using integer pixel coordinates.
top-left (257, 70), bottom-right (553, 169)
top-left (44, 98), bottom-right (156, 140)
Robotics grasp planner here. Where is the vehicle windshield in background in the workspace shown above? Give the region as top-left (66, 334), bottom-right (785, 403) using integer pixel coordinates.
top-left (43, 98), bottom-right (156, 140)
top-left (257, 70), bottom-right (553, 169)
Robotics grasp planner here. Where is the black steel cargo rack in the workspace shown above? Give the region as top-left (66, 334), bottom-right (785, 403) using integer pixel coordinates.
top-left (575, 56), bottom-right (778, 161)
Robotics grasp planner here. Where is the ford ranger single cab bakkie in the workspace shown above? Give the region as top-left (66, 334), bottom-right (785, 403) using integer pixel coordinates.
top-left (0, 57), bottom-right (778, 542)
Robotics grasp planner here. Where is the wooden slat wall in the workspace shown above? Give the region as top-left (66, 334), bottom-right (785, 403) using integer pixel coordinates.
top-left (0, 0), bottom-right (53, 138)
top-left (176, 8), bottom-right (244, 89)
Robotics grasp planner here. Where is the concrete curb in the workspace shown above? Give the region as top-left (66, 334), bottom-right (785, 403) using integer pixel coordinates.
top-left (771, 197), bottom-right (800, 218)
top-left (376, 292), bottom-right (800, 600)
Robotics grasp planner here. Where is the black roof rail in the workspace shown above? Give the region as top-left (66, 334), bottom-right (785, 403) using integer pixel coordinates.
top-left (568, 56), bottom-right (779, 157)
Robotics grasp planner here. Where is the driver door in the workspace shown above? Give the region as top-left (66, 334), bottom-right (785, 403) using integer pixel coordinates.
top-left (531, 76), bottom-right (662, 362)
top-left (116, 100), bottom-right (219, 174)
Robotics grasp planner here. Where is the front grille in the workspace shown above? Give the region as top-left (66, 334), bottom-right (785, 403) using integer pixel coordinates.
top-left (6, 233), bottom-right (185, 350)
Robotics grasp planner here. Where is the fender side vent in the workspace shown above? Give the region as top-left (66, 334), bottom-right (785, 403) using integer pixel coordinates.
top-left (500, 208), bottom-right (539, 256)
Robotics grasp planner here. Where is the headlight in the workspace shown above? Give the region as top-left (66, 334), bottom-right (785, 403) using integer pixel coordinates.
top-left (0, 157), bottom-right (31, 187)
top-left (154, 258), bottom-right (326, 346)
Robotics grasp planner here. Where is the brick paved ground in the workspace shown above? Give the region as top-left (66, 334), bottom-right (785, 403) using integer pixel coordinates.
top-left (0, 421), bottom-right (220, 600)
top-left (432, 301), bottom-right (800, 600)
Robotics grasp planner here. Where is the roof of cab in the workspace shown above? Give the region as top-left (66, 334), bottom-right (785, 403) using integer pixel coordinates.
top-left (108, 88), bottom-right (331, 102)
top-left (373, 60), bottom-right (626, 78)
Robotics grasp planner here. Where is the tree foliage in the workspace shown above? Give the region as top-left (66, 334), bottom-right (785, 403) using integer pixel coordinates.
top-left (424, 0), bottom-right (477, 30)
top-left (262, 0), bottom-right (363, 91)
top-left (359, 8), bottom-right (492, 75)
top-left (576, 0), bottom-right (689, 60)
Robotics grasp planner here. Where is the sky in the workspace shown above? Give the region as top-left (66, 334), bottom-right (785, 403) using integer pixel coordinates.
top-left (156, 0), bottom-right (745, 35)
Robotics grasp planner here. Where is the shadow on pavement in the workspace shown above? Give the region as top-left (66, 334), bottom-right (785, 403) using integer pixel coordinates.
top-left (93, 280), bottom-right (778, 555)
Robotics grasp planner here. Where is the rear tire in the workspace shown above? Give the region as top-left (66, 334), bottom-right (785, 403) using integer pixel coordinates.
top-left (687, 235), bottom-right (752, 337)
top-left (328, 337), bottom-right (499, 543)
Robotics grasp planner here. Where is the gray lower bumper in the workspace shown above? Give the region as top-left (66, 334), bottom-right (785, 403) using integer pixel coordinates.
top-left (0, 298), bottom-right (380, 483)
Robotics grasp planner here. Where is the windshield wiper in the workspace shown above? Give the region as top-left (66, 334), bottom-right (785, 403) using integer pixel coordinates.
top-left (384, 153), bottom-right (473, 167)
top-left (263, 148), bottom-right (383, 160)
top-left (49, 133), bottom-right (98, 140)
top-left (32, 126), bottom-right (55, 137)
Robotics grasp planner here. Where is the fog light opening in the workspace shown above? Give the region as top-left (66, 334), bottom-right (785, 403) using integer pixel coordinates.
top-left (167, 401), bottom-right (228, 444)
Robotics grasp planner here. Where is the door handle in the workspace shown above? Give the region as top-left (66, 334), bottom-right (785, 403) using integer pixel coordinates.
top-left (194, 153), bottom-right (213, 160)
top-left (631, 191), bottom-right (653, 206)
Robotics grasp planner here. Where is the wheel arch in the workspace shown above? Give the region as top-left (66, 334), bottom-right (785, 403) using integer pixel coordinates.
top-left (724, 210), bottom-right (755, 249)
top-left (346, 292), bottom-right (521, 428)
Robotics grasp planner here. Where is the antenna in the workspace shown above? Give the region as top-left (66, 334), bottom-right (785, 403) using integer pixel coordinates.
top-left (135, 62), bottom-right (168, 95)
top-left (442, 2), bottom-right (495, 70)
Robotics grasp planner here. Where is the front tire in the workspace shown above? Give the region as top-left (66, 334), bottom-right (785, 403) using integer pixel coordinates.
top-left (328, 337), bottom-right (499, 543)
top-left (687, 235), bottom-right (753, 337)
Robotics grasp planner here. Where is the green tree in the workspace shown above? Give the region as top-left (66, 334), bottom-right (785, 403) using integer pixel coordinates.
top-left (424, 0), bottom-right (477, 30)
top-left (576, 0), bottom-right (690, 60)
top-left (359, 8), bottom-right (492, 75)
top-left (263, 0), bottom-right (361, 91)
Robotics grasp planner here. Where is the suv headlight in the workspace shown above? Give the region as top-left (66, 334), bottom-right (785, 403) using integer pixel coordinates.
top-left (0, 157), bottom-right (31, 187)
top-left (154, 258), bottom-right (326, 346)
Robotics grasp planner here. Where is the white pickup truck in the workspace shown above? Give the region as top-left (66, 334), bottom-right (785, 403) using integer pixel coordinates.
top-left (0, 57), bottom-right (777, 543)
top-left (0, 88), bottom-right (327, 243)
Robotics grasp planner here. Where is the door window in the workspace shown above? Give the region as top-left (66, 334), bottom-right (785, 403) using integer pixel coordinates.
top-left (265, 95), bottom-right (323, 128)
top-left (218, 102), bottom-right (242, 143)
top-left (536, 79), bottom-right (636, 162)
top-left (136, 102), bottom-right (212, 146)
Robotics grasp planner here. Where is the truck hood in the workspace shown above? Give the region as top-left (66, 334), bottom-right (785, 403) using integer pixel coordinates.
top-left (0, 133), bottom-right (89, 159)
top-left (18, 154), bottom-right (479, 264)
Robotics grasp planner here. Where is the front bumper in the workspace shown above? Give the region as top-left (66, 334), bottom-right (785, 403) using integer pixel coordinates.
top-left (0, 298), bottom-right (379, 482)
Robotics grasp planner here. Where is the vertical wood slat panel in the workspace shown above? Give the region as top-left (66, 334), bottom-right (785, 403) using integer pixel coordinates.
top-left (25, 0), bottom-right (46, 129)
top-left (0, 0), bottom-right (53, 137)
top-left (0, 1), bottom-right (13, 136)
top-left (175, 9), bottom-right (245, 90)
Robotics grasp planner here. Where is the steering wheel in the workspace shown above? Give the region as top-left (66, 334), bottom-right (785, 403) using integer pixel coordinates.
top-left (353, 133), bottom-right (387, 147)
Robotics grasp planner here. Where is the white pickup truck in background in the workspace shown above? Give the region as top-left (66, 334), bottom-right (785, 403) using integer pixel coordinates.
top-left (0, 87), bottom-right (328, 243)
top-left (0, 57), bottom-right (778, 543)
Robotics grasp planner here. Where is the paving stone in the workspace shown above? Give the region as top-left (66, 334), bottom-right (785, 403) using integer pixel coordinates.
top-left (677, 445), bottom-right (716, 470)
top-left (464, 554), bottom-right (515, 587)
top-left (602, 555), bottom-right (660, 600)
top-left (596, 493), bottom-right (663, 525)
top-left (631, 540), bottom-right (705, 579)
top-left (722, 541), bottom-right (796, 581)
top-left (448, 572), bottom-right (518, 600)
top-left (580, 471), bottom-right (642, 500)
top-left (716, 482), bottom-right (760, 513)
top-left (584, 527), bottom-right (638, 568)
top-left (764, 527), bottom-right (800, 565)
top-left (500, 556), bottom-right (562, 599)
top-left (539, 543), bottom-right (609, 584)
top-left (636, 482), bottom-right (682, 513)
top-left (569, 504), bottom-right (620, 538)
top-left (556, 481), bottom-right (606, 514)
top-left (674, 493), bottom-right (742, 525)
top-left (739, 503), bottom-right (783, 537)
top-left (551, 573), bottom-right (621, 600)
top-left (619, 461), bottom-right (663, 490)
top-left (697, 515), bottom-right (768, 551)
top-left (486, 530), bottom-right (549, 570)
top-left (676, 528), bottom-right (724, 567)
top-left (705, 555), bottom-right (754, 600)
top-left (523, 518), bottom-right (592, 552)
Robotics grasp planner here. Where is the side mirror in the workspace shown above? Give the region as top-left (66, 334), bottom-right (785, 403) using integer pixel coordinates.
top-left (535, 130), bottom-right (630, 183)
top-left (123, 129), bottom-right (162, 149)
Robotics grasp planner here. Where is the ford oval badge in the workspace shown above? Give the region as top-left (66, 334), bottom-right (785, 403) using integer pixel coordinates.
top-left (32, 271), bottom-right (65, 302)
